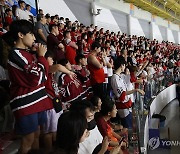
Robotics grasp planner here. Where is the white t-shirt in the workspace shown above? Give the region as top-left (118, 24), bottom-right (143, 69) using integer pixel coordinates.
top-left (103, 66), bottom-right (108, 83)
top-left (25, 10), bottom-right (33, 17)
top-left (111, 73), bottom-right (131, 118)
top-left (124, 74), bottom-right (134, 103)
top-left (78, 125), bottom-right (103, 154)
top-left (105, 56), bottom-right (113, 77)
top-left (110, 45), bottom-right (116, 57)
top-left (16, 8), bottom-right (30, 20)
top-left (148, 67), bottom-right (156, 78)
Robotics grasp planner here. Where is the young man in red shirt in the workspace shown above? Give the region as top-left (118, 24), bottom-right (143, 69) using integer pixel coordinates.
top-left (47, 24), bottom-right (65, 62)
top-left (5, 8), bottom-right (13, 25)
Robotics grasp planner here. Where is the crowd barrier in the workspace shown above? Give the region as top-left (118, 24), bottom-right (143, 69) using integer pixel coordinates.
top-left (132, 71), bottom-right (178, 154)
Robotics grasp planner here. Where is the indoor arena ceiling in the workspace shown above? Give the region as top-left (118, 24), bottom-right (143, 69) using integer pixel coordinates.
top-left (123, 0), bottom-right (180, 25)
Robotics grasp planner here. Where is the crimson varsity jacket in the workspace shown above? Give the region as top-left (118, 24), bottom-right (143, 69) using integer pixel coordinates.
top-left (8, 48), bottom-right (52, 119)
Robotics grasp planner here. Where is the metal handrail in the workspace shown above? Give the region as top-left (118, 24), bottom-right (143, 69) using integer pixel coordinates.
top-left (132, 70), bottom-right (177, 153)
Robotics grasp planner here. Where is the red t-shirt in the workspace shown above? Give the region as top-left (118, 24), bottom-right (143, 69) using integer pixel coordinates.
top-left (88, 55), bottom-right (105, 85)
top-left (5, 16), bottom-right (13, 25)
top-left (47, 33), bottom-right (65, 61)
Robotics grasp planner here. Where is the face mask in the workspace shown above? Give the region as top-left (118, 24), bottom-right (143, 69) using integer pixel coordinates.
top-left (87, 119), bottom-right (96, 130)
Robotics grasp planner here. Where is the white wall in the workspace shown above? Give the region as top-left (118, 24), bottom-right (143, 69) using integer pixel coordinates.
top-left (167, 29), bottom-right (175, 43)
top-left (152, 23), bottom-right (163, 42)
top-left (133, 6), bottom-right (151, 21)
top-left (99, 0), bottom-right (130, 14)
top-left (170, 22), bottom-right (180, 31)
top-left (130, 16), bottom-right (145, 36)
top-left (155, 16), bottom-right (168, 28)
top-left (95, 4), bottom-right (120, 33)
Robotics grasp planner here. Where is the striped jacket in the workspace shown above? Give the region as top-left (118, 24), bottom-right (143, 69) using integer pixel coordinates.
top-left (8, 48), bottom-right (52, 119)
top-left (58, 73), bottom-right (86, 104)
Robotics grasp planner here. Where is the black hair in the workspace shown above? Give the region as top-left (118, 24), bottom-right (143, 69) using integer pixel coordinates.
top-left (63, 30), bottom-right (70, 38)
top-left (51, 16), bottom-right (55, 21)
top-left (45, 51), bottom-right (54, 59)
top-left (90, 95), bottom-right (100, 107)
top-left (38, 9), bottom-right (43, 13)
top-left (56, 111), bottom-right (87, 154)
top-left (127, 65), bottom-right (137, 72)
top-left (18, 0), bottom-right (25, 6)
top-left (26, 4), bottom-right (30, 8)
top-left (75, 54), bottom-right (85, 64)
top-left (100, 99), bottom-right (115, 116)
top-left (60, 17), bottom-right (64, 20)
top-left (91, 41), bottom-right (101, 50)
top-left (94, 37), bottom-right (101, 43)
top-left (49, 24), bottom-right (57, 32)
top-left (114, 56), bottom-right (126, 70)
top-left (9, 20), bottom-right (34, 42)
top-left (12, 5), bottom-right (17, 17)
top-left (45, 13), bottom-right (50, 19)
top-left (101, 47), bottom-right (105, 52)
top-left (65, 18), bottom-right (69, 21)
top-left (88, 31), bottom-right (94, 38)
top-left (81, 32), bottom-right (87, 40)
top-left (37, 14), bottom-right (44, 21)
top-left (5, 8), bottom-right (11, 14)
top-left (58, 58), bottom-right (68, 66)
top-left (105, 40), bottom-right (110, 45)
top-left (70, 100), bottom-right (95, 117)
top-left (71, 26), bottom-right (76, 32)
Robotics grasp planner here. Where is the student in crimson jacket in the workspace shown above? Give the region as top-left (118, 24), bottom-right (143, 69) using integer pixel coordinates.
top-left (43, 52), bottom-right (75, 152)
top-left (74, 54), bottom-right (93, 100)
top-left (58, 59), bottom-right (86, 106)
top-left (7, 20), bottom-right (51, 154)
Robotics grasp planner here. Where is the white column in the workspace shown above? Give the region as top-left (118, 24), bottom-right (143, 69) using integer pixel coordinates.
top-left (178, 27), bottom-right (180, 44)
top-left (166, 27), bottom-right (168, 42)
top-left (149, 21), bottom-right (153, 40)
top-left (91, 1), bottom-right (96, 25)
top-left (128, 14), bottom-right (132, 35)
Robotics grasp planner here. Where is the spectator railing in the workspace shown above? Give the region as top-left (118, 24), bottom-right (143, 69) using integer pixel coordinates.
top-left (131, 70), bottom-right (176, 153)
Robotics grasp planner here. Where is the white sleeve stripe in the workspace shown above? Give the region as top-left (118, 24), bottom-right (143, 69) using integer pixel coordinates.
top-left (38, 71), bottom-right (43, 85)
top-left (66, 85), bottom-right (70, 96)
top-left (10, 86), bottom-right (46, 103)
top-left (38, 63), bottom-right (45, 70)
top-left (30, 70), bottom-right (39, 76)
top-left (12, 95), bottom-right (48, 112)
top-left (14, 49), bottom-right (28, 64)
top-left (61, 74), bottom-right (66, 85)
top-left (44, 74), bottom-right (47, 80)
top-left (8, 60), bottom-right (23, 71)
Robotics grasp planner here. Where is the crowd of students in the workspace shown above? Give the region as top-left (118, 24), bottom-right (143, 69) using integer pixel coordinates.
top-left (0, 0), bottom-right (180, 154)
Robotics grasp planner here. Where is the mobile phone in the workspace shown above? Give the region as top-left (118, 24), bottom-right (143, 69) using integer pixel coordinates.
top-left (119, 136), bottom-right (125, 144)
